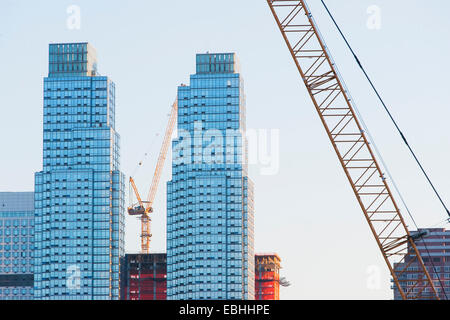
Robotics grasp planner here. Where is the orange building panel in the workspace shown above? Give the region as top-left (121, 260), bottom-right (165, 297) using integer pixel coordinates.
top-left (255, 253), bottom-right (282, 300)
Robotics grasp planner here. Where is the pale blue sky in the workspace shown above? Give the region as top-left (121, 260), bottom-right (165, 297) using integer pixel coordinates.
top-left (1, 0), bottom-right (449, 299)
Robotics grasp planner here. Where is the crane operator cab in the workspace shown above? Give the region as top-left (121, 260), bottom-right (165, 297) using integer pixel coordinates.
top-left (128, 205), bottom-right (146, 216)
top-left (128, 204), bottom-right (153, 216)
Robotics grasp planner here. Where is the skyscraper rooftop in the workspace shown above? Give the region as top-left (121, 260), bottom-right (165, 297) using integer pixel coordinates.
top-left (196, 52), bottom-right (240, 74)
top-left (48, 42), bottom-right (98, 77)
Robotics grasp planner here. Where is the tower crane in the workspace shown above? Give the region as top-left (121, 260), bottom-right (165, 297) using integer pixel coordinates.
top-left (128, 99), bottom-right (178, 253)
top-left (267, 0), bottom-right (439, 299)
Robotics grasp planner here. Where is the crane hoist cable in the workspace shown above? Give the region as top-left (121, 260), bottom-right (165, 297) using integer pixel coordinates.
top-left (131, 121), bottom-right (167, 179)
top-left (321, 0), bottom-right (450, 222)
top-left (320, 0), bottom-right (449, 300)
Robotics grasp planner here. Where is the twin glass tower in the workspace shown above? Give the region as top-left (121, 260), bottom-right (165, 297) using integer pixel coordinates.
top-left (34, 44), bottom-right (254, 300)
top-left (167, 53), bottom-right (255, 300)
top-left (34, 43), bottom-right (125, 300)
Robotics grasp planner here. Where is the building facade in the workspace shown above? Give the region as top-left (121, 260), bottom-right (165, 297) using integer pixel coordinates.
top-left (0, 192), bottom-right (34, 300)
top-left (120, 253), bottom-right (167, 300)
top-left (167, 53), bottom-right (255, 300)
top-left (393, 228), bottom-right (450, 300)
top-left (255, 253), bottom-right (281, 300)
top-left (34, 43), bottom-right (125, 300)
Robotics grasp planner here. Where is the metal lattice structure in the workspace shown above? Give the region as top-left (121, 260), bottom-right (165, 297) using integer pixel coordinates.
top-left (267, 0), bottom-right (439, 299)
top-left (128, 100), bottom-right (178, 253)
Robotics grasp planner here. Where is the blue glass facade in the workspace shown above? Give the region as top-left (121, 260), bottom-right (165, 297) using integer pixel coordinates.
top-left (34, 43), bottom-right (125, 300)
top-left (167, 53), bottom-right (255, 300)
top-left (393, 228), bottom-right (450, 300)
top-left (0, 192), bottom-right (34, 300)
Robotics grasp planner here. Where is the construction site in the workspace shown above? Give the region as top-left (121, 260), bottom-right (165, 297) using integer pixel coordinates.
top-left (1, 0), bottom-right (449, 303)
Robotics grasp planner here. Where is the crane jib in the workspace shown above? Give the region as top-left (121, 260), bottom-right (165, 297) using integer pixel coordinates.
top-left (267, 0), bottom-right (439, 300)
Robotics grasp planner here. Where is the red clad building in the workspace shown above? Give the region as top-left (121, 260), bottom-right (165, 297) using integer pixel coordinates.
top-left (255, 253), bottom-right (282, 300)
top-left (120, 253), bottom-right (167, 300)
top-left (120, 252), bottom-right (287, 300)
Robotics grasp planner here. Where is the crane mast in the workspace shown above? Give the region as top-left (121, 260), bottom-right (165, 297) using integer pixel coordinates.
top-left (267, 0), bottom-right (439, 299)
top-left (128, 99), bottom-right (178, 253)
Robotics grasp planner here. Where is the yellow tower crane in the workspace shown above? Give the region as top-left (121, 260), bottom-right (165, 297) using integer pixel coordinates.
top-left (267, 0), bottom-right (439, 299)
top-left (128, 99), bottom-right (178, 253)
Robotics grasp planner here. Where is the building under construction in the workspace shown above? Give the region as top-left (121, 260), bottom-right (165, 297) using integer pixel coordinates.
top-left (255, 253), bottom-right (283, 300)
top-left (120, 253), bottom-right (167, 300)
top-left (120, 252), bottom-right (287, 300)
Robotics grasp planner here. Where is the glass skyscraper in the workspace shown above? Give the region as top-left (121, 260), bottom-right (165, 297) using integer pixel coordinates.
top-left (34, 43), bottom-right (125, 300)
top-left (167, 53), bottom-right (255, 300)
top-left (0, 192), bottom-right (34, 300)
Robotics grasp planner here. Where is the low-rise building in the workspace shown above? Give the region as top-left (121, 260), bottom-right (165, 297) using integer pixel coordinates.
top-left (0, 192), bottom-right (34, 300)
